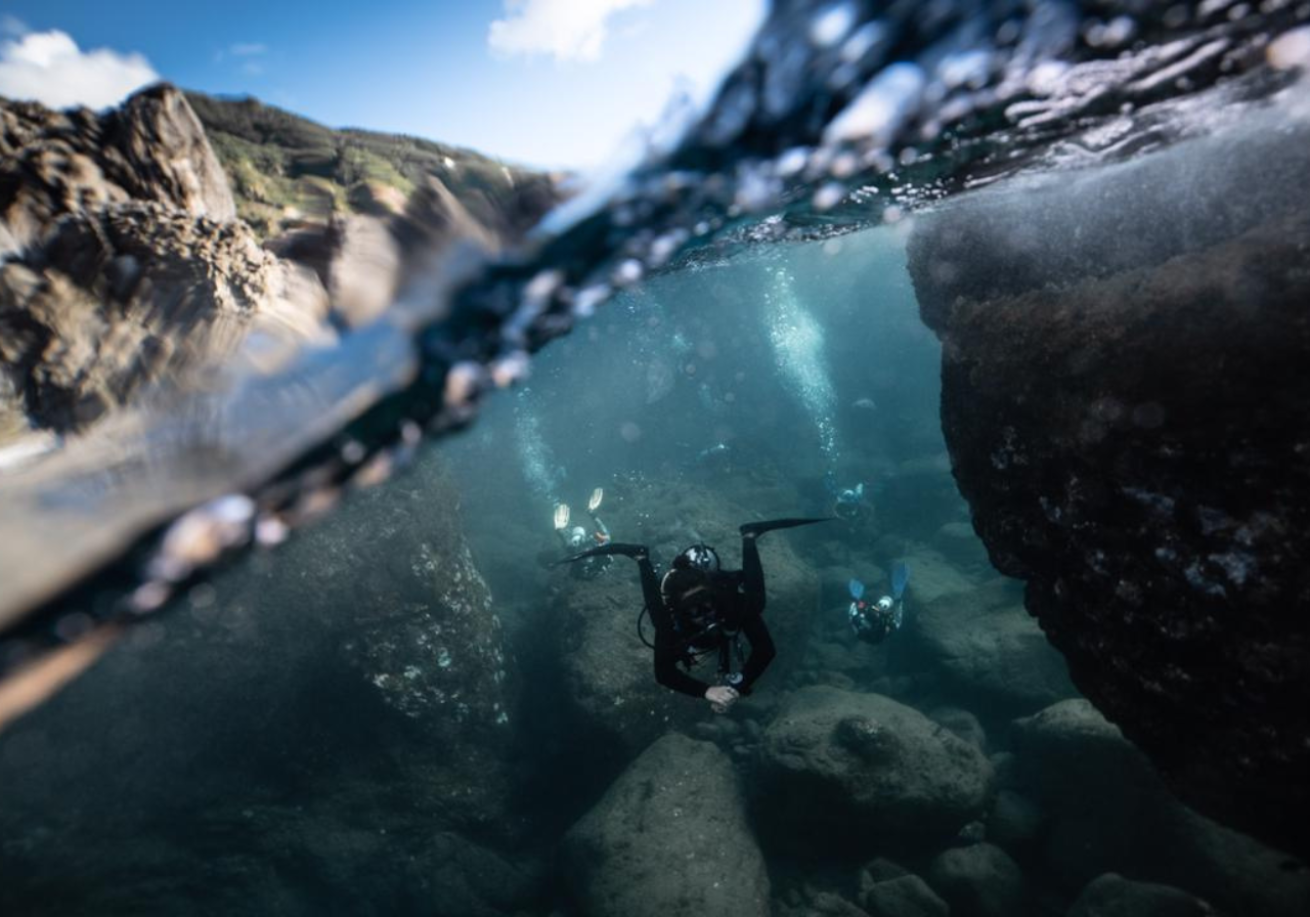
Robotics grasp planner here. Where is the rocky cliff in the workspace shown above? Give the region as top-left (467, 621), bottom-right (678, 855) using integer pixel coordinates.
top-left (0, 84), bottom-right (328, 436)
top-left (0, 84), bottom-right (562, 441)
top-left (906, 100), bottom-right (1310, 859)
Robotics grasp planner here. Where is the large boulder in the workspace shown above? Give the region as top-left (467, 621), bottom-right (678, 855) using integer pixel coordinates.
top-left (562, 733), bottom-right (770, 917)
top-left (754, 686), bottom-right (993, 854)
top-left (1012, 700), bottom-right (1310, 917)
top-left (908, 578), bottom-right (1077, 716)
top-left (861, 874), bottom-right (949, 917)
top-left (907, 95), bottom-right (1310, 858)
top-left (925, 843), bottom-right (1027, 917)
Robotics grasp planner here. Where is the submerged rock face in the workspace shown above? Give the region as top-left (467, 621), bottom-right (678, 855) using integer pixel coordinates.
top-left (562, 733), bottom-right (770, 917)
top-left (907, 104), bottom-right (1310, 858)
top-left (754, 686), bottom-right (992, 854)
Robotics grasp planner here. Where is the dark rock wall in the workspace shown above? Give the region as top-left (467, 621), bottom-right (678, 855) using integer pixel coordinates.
top-left (906, 101), bottom-right (1310, 858)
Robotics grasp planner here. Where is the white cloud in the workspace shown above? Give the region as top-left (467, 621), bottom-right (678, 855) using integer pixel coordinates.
top-left (229, 43), bottom-right (267, 57)
top-left (0, 30), bottom-right (158, 109)
top-left (488, 0), bottom-right (653, 63)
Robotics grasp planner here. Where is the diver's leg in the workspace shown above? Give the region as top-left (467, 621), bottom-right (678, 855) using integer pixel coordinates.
top-left (736, 616), bottom-right (776, 694)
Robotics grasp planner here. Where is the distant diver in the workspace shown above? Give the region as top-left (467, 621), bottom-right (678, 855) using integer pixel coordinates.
top-left (848, 562), bottom-right (910, 644)
top-left (825, 472), bottom-right (871, 522)
top-left (562, 517), bottom-right (829, 713)
top-left (554, 488), bottom-right (612, 579)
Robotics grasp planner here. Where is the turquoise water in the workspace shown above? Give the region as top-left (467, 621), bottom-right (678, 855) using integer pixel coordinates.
top-left (2, 2), bottom-right (1310, 914)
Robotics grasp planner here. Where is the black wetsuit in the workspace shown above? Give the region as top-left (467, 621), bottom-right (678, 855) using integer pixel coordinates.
top-left (634, 535), bottom-right (776, 698)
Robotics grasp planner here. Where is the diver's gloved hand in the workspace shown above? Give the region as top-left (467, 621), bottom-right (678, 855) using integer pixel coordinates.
top-left (705, 685), bottom-right (739, 714)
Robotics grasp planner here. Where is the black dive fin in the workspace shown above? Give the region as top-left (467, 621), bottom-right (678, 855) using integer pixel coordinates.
top-left (738, 517), bottom-right (832, 537)
top-left (556, 542), bottom-right (650, 565)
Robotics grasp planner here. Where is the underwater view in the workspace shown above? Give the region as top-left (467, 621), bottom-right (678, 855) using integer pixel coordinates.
top-left (2, 1), bottom-right (1309, 915)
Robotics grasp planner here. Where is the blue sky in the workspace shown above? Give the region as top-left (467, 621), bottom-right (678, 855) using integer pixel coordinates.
top-left (0, 0), bottom-right (763, 169)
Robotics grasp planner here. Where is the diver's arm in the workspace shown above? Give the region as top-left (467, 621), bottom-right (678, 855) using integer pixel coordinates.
top-left (653, 643), bottom-right (714, 698)
top-left (735, 615), bottom-right (777, 695)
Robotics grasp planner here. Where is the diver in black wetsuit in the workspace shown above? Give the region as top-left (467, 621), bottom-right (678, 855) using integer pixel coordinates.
top-left (563, 518), bottom-right (827, 713)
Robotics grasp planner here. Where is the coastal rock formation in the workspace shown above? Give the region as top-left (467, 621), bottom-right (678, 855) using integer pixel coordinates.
top-left (753, 686), bottom-right (993, 854)
top-left (0, 84), bottom-right (561, 438)
top-left (906, 105), bottom-right (1310, 859)
top-left (562, 733), bottom-right (770, 917)
top-left (0, 84), bottom-right (328, 434)
top-left (0, 83), bottom-right (234, 256)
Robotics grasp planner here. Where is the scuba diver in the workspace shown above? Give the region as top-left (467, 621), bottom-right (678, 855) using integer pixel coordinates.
top-left (824, 472), bottom-right (871, 522)
top-left (848, 562), bottom-right (910, 644)
top-left (554, 488), bottom-right (611, 579)
top-left (562, 517), bottom-right (829, 713)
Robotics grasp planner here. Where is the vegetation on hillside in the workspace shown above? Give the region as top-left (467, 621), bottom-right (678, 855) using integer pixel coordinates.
top-left (186, 91), bottom-right (561, 239)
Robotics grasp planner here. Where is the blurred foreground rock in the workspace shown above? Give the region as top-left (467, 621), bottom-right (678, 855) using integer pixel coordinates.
top-left (0, 454), bottom-right (524, 912)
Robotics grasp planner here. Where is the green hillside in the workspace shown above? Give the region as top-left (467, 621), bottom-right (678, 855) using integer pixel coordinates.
top-left (186, 91), bottom-right (561, 239)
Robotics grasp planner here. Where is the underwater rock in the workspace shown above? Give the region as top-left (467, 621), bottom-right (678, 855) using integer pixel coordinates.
top-left (427, 831), bottom-right (540, 917)
top-left (562, 733), bottom-right (769, 917)
top-left (931, 521), bottom-right (991, 570)
top-left (909, 578), bottom-right (1077, 716)
top-left (860, 874), bottom-right (949, 917)
top-left (907, 104), bottom-right (1310, 858)
top-left (926, 843), bottom-right (1027, 917)
top-left (985, 789), bottom-right (1043, 851)
top-left (754, 686), bottom-right (992, 854)
top-left (927, 706), bottom-right (987, 752)
top-left (1011, 700), bottom-right (1310, 917)
top-left (1066, 874), bottom-right (1214, 917)
top-left (892, 548), bottom-right (976, 605)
